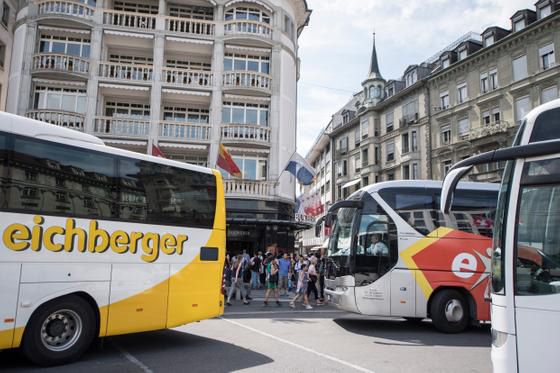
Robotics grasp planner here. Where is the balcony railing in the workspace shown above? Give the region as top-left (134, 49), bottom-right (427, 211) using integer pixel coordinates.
top-left (224, 180), bottom-right (275, 198)
top-left (99, 62), bottom-right (153, 82)
top-left (223, 71), bottom-right (271, 91)
top-left (224, 20), bottom-right (272, 39)
top-left (32, 53), bottom-right (90, 75)
top-left (221, 124), bottom-right (271, 144)
top-left (161, 67), bottom-right (213, 88)
top-left (164, 16), bottom-right (215, 36)
top-left (94, 117), bottom-right (150, 138)
top-left (468, 120), bottom-right (511, 141)
top-left (103, 9), bottom-right (156, 30)
top-left (27, 110), bottom-right (85, 130)
top-left (37, 0), bottom-right (95, 18)
top-left (159, 121), bottom-right (211, 141)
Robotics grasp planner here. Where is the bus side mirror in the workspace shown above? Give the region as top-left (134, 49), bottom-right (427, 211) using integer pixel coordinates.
top-left (441, 165), bottom-right (473, 213)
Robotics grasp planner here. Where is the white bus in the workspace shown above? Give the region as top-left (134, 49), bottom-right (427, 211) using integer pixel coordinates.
top-left (0, 112), bottom-right (226, 366)
top-left (441, 98), bottom-right (560, 372)
top-left (323, 180), bottom-right (498, 333)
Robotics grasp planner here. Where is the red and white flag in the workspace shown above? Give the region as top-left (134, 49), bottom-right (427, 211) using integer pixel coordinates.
top-left (152, 144), bottom-right (166, 158)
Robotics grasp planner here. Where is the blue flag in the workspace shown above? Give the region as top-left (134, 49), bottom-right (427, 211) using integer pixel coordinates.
top-left (284, 152), bottom-right (316, 185)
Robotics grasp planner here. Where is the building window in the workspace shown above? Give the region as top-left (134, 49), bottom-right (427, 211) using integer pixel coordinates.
top-left (221, 155), bottom-right (267, 180)
top-left (225, 6), bottom-right (271, 24)
top-left (224, 53), bottom-right (270, 74)
top-left (403, 100), bottom-right (419, 122)
top-left (374, 145), bottom-right (380, 165)
top-left (168, 5), bottom-right (213, 20)
top-left (1, 2), bottom-right (9, 28)
top-left (482, 110), bottom-right (491, 125)
top-left (489, 68), bottom-right (498, 90)
top-left (402, 133), bottom-right (410, 154)
top-left (539, 4), bottom-right (552, 18)
top-left (222, 102), bottom-right (269, 125)
top-left (34, 86), bottom-right (87, 114)
top-left (402, 164), bottom-right (410, 180)
top-left (513, 55), bottom-right (528, 81)
top-left (114, 1), bottom-right (157, 14)
top-left (361, 148), bottom-right (368, 167)
top-left (442, 160), bottom-right (453, 175)
top-left (337, 160), bottom-right (347, 176)
top-left (361, 118), bottom-right (369, 138)
top-left (354, 154), bottom-right (361, 172)
top-left (165, 59), bottom-right (211, 71)
top-left (283, 15), bottom-right (294, 40)
top-left (539, 43), bottom-right (555, 70)
top-left (385, 111), bottom-right (394, 133)
top-left (442, 57), bottom-right (450, 69)
top-left (104, 101), bottom-right (150, 119)
top-left (441, 125), bottom-right (451, 146)
top-left (440, 91), bottom-right (449, 109)
top-left (164, 106), bottom-right (209, 124)
top-left (386, 142), bottom-right (395, 162)
top-left (492, 107), bottom-right (501, 122)
top-left (515, 96), bottom-right (531, 125)
top-left (411, 131), bottom-right (418, 152)
top-left (338, 137), bottom-right (348, 153)
top-left (542, 85), bottom-right (558, 104)
top-left (513, 19), bottom-right (526, 32)
top-left (458, 117), bottom-right (470, 138)
top-left (480, 72), bottom-right (488, 93)
top-left (405, 70), bottom-right (417, 87)
top-left (39, 34), bottom-right (91, 58)
top-left (387, 172), bottom-right (395, 181)
top-left (458, 49), bottom-right (467, 60)
top-left (412, 163), bottom-right (419, 179)
top-left (0, 42), bottom-right (4, 68)
top-left (362, 176), bottom-right (369, 186)
top-left (457, 83), bottom-right (467, 104)
top-left (354, 127), bottom-right (360, 145)
top-left (484, 35), bottom-right (495, 47)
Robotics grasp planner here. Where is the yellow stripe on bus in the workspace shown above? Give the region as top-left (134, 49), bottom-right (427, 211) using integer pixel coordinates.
top-left (400, 227), bottom-right (454, 300)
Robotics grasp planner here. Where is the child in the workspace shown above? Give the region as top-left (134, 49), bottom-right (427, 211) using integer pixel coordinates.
top-left (289, 263), bottom-right (312, 310)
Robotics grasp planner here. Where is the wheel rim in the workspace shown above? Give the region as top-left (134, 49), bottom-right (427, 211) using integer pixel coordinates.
top-left (40, 309), bottom-right (82, 352)
top-left (444, 299), bottom-right (464, 323)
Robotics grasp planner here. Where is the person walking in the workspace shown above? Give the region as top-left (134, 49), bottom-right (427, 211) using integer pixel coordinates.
top-left (307, 256), bottom-right (322, 305)
top-left (250, 252), bottom-right (262, 289)
top-left (226, 255), bottom-right (250, 306)
top-left (278, 253), bottom-right (291, 296)
top-left (243, 257), bottom-right (253, 300)
top-left (317, 249), bottom-right (327, 303)
top-left (263, 252), bottom-right (281, 306)
top-left (290, 263), bottom-right (312, 310)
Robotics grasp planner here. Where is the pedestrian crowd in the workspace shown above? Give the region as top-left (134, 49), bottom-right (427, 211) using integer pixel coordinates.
top-left (223, 244), bottom-right (327, 310)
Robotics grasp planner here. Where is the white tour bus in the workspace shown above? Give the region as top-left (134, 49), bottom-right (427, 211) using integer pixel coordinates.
top-left (0, 112), bottom-right (226, 366)
top-left (441, 98), bottom-right (560, 372)
top-left (322, 180), bottom-right (498, 333)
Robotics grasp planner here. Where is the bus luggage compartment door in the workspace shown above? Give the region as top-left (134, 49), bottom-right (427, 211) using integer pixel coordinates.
top-left (390, 268), bottom-right (415, 317)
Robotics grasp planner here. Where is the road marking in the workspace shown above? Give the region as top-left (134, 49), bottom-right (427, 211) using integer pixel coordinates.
top-left (220, 317), bottom-right (376, 373)
top-left (113, 342), bottom-right (153, 373)
top-left (223, 309), bottom-right (345, 316)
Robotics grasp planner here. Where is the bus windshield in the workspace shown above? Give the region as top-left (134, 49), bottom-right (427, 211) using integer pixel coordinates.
top-left (328, 207), bottom-right (356, 256)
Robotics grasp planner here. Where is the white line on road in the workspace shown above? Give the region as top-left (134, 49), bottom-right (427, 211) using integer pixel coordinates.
top-left (113, 342), bottom-right (153, 373)
top-left (220, 317), bottom-right (376, 373)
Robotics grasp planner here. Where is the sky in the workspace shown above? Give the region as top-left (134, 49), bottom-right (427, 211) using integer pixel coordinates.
top-left (296, 0), bottom-right (533, 156)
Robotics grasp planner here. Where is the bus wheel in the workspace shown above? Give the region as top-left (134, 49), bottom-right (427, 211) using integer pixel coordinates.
top-left (22, 295), bottom-right (96, 366)
top-left (430, 290), bottom-right (469, 333)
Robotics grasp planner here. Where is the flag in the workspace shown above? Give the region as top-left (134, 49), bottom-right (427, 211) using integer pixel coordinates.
top-left (217, 144), bottom-right (242, 178)
top-left (284, 152), bottom-right (316, 185)
top-left (152, 144), bottom-right (166, 158)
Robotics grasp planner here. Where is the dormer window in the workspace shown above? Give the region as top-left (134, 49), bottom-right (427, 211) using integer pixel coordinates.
top-left (405, 70), bottom-right (417, 87)
top-left (458, 49), bottom-right (467, 61)
top-left (386, 86), bottom-right (394, 97)
top-left (513, 18), bottom-right (525, 32)
top-left (484, 35), bottom-right (495, 47)
top-left (442, 57), bottom-right (450, 69)
top-left (539, 3), bottom-right (552, 19)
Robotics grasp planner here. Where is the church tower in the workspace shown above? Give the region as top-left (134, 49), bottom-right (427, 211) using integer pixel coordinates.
top-left (362, 33), bottom-right (385, 107)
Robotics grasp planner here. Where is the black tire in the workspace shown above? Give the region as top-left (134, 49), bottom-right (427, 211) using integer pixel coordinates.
top-left (22, 295), bottom-right (96, 366)
top-left (430, 289), bottom-right (469, 333)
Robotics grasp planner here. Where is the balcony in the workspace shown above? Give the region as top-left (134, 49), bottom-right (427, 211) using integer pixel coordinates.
top-left (37, 0), bottom-right (94, 20)
top-left (220, 124), bottom-right (270, 146)
top-left (27, 110), bottom-right (85, 131)
top-left (32, 53), bottom-right (89, 78)
top-left (223, 71), bottom-right (271, 93)
top-left (103, 9), bottom-right (156, 31)
top-left (99, 62), bottom-right (153, 83)
top-left (161, 67), bottom-right (213, 89)
top-left (224, 20), bottom-right (272, 40)
top-left (468, 120), bottom-right (511, 141)
top-left (224, 180), bottom-right (275, 199)
top-left (164, 16), bottom-right (215, 37)
top-left (159, 121), bottom-right (211, 142)
top-left (94, 117), bottom-right (150, 138)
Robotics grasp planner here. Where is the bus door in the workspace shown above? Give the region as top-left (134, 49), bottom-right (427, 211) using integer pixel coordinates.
top-left (513, 156), bottom-right (560, 372)
top-left (353, 194), bottom-right (398, 316)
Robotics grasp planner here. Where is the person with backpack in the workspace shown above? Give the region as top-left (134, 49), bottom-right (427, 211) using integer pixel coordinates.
top-left (263, 252), bottom-right (281, 306)
top-left (250, 252), bottom-right (262, 289)
top-left (226, 254), bottom-right (250, 306)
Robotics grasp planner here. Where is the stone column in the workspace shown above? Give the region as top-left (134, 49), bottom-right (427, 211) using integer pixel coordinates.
top-left (84, 26), bottom-right (103, 134)
top-left (208, 4), bottom-right (224, 167)
top-left (15, 22), bottom-right (38, 116)
top-left (149, 34), bottom-right (165, 154)
top-left (268, 44), bottom-right (282, 182)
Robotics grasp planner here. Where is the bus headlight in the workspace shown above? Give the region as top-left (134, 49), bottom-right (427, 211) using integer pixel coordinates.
top-left (491, 328), bottom-right (508, 348)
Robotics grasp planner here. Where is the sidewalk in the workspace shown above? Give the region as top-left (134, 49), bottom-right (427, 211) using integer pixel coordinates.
top-left (223, 287), bottom-right (334, 313)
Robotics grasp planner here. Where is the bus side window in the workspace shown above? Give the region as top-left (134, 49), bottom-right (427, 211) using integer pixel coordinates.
top-left (516, 158), bottom-right (560, 295)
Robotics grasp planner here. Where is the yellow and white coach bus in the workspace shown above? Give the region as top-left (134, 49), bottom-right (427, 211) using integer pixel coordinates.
top-left (0, 112), bottom-right (225, 366)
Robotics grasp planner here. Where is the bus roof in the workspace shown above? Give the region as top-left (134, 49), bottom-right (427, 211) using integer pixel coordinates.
top-left (360, 180), bottom-right (499, 196)
top-left (0, 112), bottom-right (215, 176)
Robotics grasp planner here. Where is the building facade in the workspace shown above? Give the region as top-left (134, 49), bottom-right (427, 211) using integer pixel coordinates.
top-left (0, 0), bottom-right (15, 110)
top-left (5, 0), bottom-right (311, 254)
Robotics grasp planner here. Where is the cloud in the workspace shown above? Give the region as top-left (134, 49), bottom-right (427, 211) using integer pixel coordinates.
top-left (297, 0), bottom-right (533, 155)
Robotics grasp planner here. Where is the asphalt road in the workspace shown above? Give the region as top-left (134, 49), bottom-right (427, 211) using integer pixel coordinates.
top-left (0, 291), bottom-right (492, 373)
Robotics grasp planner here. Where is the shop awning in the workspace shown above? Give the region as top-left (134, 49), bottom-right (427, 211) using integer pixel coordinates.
top-left (342, 178), bottom-right (361, 189)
